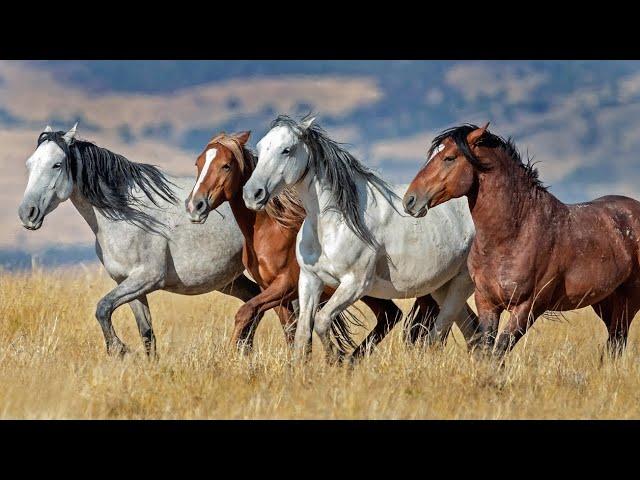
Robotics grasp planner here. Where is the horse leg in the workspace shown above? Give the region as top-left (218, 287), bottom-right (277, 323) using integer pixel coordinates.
top-left (274, 305), bottom-right (297, 347)
top-left (96, 273), bottom-right (159, 357)
top-left (402, 295), bottom-right (440, 346)
top-left (218, 274), bottom-right (266, 350)
top-left (313, 276), bottom-right (369, 363)
top-left (453, 305), bottom-right (482, 350)
top-left (294, 270), bottom-right (324, 360)
top-left (427, 271), bottom-right (475, 347)
top-left (594, 285), bottom-right (640, 358)
top-left (593, 295), bottom-right (616, 359)
top-left (217, 273), bottom-right (262, 302)
top-left (129, 295), bottom-right (157, 359)
top-left (351, 297), bottom-right (404, 358)
top-left (231, 277), bottom-right (296, 353)
top-left (608, 287), bottom-right (640, 356)
top-left (494, 300), bottom-right (543, 357)
top-left (474, 293), bottom-right (501, 355)
top-left (416, 288), bottom-right (480, 350)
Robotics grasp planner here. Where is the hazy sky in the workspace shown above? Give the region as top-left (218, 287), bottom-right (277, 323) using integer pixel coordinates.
top-left (2, 60), bottom-right (640, 262)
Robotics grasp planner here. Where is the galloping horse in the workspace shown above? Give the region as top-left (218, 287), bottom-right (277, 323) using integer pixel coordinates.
top-left (404, 123), bottom-right (640, 357)
top-left (243, 115), bottom-right (480, 361)
top-left (185, 131), bottom-right (440, 357)
top-left (18, 124), bottom-right (267, 357)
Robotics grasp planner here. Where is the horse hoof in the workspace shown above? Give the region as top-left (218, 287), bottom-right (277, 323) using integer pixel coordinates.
top-left (331, 352), bottom-right (346, 366)
top-left (107, 342), bottom-right (130, 358)
top-left (146, 350), bottom-right (159, 362)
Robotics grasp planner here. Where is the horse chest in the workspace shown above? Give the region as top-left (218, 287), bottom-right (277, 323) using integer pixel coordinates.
top-left (296, 229), bottom-right (358, 289)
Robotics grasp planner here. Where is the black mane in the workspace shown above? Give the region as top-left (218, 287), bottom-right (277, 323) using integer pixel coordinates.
top-left (38, 130), bottom-right (178, 231)
top-left (429, 124), bottom-right (546, 190)
top-left (271, 114), bottom-right (395, 250)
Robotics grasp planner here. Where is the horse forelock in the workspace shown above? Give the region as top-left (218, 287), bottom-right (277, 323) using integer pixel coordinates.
top-left (207, 134), bottom-right (256, 176)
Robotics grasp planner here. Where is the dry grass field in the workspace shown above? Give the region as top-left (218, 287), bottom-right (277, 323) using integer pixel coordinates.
top-left (1, 265), bottom-right (640, 419)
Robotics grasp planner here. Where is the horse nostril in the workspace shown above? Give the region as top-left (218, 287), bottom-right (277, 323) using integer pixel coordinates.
top-left (28, 206), bottom-right (39, 221)
top-left (405, 195), bottom-right (416, 210)
top-left (254, 188), bottom-right (264, 201)
top-left (196, 200), bottom-right (205, 212)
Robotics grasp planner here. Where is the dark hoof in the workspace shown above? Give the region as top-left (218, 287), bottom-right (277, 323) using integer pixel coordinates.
top-left (107, 341), bottom-right (130, 358)
top-left (146, 350), bottom-right (159, 362)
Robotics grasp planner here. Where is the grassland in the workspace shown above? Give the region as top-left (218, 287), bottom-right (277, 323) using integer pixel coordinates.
top-left (1, 265), bottom-right (639, 419)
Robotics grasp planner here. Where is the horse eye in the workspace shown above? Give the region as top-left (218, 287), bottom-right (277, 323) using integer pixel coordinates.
top-left (222, 164), bottom-right (231, 171)
top-left (282, 147), bottom-right (291, 155)
top-left (52, 163), bottom-right (62, 169)
top-left (444, 156), bottom-right (456, 163)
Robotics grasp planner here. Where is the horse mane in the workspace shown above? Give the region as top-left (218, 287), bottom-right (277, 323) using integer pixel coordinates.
top-left (270, 114), bottom-right (394, 249)
top-left (429, 124), bottom-right (547, 191)
top-left (212, 134), bottom-right (306, 231)
top-left (38, 131), bottom-right (178, 232)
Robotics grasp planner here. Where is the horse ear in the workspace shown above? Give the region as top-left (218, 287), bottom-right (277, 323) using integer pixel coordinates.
top-left (301, 115), bottom-right (317, 130)
top-left (63, 122), bottom-right (78, 145)
top-left (43, 125), bottom-right (53, 133)
top-left (233, 131), bottom-right (251, 145)
top-left (467, 122), bottom-right (490, 146)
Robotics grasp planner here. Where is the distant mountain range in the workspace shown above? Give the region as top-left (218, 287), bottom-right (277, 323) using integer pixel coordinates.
top-left (3, 60), bottom-right (640, 269)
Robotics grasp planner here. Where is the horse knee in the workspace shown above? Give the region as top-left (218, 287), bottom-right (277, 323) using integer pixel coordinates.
top-left (313, 312), bottom-right (332, 337)
top-left (96, 299), bottom-right (112, 323)
top-left (235, 304), bottom-right (257, 327)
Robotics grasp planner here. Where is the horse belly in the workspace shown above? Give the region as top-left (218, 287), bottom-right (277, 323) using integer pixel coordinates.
top-left (376, 198), bottom-right (472, 298)
top-left (561, 255), bottom-right (632, 309)
top-left (164, 209), bottom-right (246, 293)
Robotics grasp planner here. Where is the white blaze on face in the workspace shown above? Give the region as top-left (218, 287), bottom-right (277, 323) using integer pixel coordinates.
top-left (189, 148), bottom-right (217, 210)
top-left (429, 143), bottom-right (445, 161)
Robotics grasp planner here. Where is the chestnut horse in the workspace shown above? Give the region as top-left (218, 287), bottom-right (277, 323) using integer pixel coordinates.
top-left (186, 131), bottom-right (439, 357)
top-left (404, 123), bottom-right (640, 357)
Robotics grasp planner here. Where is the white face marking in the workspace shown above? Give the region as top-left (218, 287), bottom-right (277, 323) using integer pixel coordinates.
top-left (429, 143), bottom-right (445, 161)
top-left (189, 148), bottom-right (216, 207)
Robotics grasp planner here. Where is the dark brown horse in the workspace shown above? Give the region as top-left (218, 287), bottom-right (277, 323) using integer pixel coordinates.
top-left (403, 123), bottom-right (640, 357)
top-left (186, 131), bottom-right (440, 357)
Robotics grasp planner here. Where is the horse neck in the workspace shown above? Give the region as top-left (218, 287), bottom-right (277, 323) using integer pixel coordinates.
top-left (70, 187), bottom-right (100, 236)
top-left (470, 151), bottom-right (562, 244)
top-left (293, 166), bottom-right (333, 225)
top-left (228, 167), bottom-right (261, 240)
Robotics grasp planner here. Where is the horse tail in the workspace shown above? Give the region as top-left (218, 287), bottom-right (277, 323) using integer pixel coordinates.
top-left (330, 307), bottom-right (367, 354)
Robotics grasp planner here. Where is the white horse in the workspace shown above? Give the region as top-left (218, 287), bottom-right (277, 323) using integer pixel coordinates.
top-left (18, 124), bottom-right (264, 357)
top-left (243, 115), bottom-right (479, 360)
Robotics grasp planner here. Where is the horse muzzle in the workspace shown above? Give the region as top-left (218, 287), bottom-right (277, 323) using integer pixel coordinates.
top-left (242, 184), bottom-right (269, 211)
top-left (185, 196), bottom-right (210, 224)
top-left (402, 192), bottom-right (429, 218)
top-left (18, 201), bottom-right (44, 230)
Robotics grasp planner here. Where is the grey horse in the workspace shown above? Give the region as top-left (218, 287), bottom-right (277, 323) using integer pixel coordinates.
top-left (18, 124), bottom-right (262, 357)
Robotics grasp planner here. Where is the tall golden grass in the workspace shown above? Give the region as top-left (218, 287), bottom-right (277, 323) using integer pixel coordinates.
top-left (0, 265), bottom-right (639, 419)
